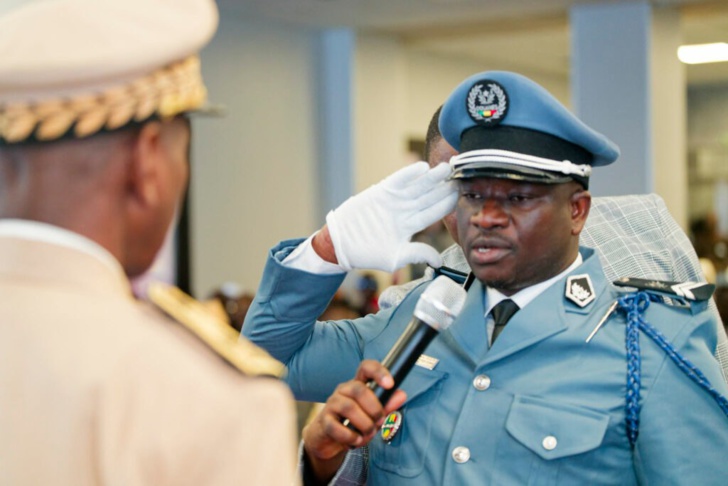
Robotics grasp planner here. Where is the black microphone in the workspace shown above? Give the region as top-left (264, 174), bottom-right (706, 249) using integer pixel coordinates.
top-left (343, 275), bottom-right (466, 430)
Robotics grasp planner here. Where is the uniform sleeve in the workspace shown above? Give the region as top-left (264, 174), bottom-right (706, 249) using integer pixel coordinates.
top-left (243, 239), bottom-right (348, 361)
top-left (633, 306), bottom-right (728, 484)
top-left (243, 239), bottom-right (396, 403)
top-left (329, 447), bottom-right (368, 485)
top-left (282, 234), bottom-right (348, 275)
top-left (298, 442), bottom-right (368, 486)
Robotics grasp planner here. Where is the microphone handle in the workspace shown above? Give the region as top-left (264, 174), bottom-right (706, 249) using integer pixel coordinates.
top-left (369, 319), bottom-right (438, 405)
top-left (342, 319), bottom-right (438, 432)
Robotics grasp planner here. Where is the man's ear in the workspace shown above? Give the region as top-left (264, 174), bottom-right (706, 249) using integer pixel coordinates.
top-left (127, 121), bottom-right (164, 208)
top-left (570, 188), bottom-right (591, 236)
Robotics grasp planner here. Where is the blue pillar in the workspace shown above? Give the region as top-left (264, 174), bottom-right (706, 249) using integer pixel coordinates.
top-left (571, 2), bottom-right (652, 196)
top-left (316, 28), bottom-right (355, 221)
top-left (570, 2), bottom-right (686, 226)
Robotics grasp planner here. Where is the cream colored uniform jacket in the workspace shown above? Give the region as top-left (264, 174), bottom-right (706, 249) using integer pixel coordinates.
top-left (0, 237), bottom-right (298, 486)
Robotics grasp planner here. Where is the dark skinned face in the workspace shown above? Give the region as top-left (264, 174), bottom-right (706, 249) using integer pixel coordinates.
top-left (456, 177), bottom-right (589, 295)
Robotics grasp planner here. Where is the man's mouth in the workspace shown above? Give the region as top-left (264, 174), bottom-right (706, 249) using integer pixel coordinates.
top-left (469, 239), bottom-right (512, 265)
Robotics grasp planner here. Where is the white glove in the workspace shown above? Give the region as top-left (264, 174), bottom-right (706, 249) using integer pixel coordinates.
top-left (326, 161), bottom-right (458, 273)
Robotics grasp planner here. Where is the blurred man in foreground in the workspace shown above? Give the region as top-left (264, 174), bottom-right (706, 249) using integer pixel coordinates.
top-left (0, 1), bottom-right (297, 484)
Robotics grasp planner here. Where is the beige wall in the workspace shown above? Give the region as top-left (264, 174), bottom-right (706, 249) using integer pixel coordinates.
top-left (354, 34), bottom-right (408, 191)
top-left (191, 13), bottom-right (319, 297)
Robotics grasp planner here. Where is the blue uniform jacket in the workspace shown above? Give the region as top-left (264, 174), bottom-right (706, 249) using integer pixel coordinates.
top-left (243, 239), bottom-right (728, 485)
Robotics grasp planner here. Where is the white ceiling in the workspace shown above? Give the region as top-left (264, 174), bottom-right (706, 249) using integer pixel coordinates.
top-left (218, 0), bottom-right (728, 86)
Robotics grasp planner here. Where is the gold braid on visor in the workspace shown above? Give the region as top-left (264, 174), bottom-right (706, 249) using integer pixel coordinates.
top-left (0, 55), bottom-right (206, 144)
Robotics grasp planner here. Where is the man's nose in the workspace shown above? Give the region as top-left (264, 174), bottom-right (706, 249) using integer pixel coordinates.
top-left (471, 199), bottom-right (509, 228)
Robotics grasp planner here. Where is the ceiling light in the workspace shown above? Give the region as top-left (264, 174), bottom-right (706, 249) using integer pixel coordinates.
top-left (677, 43), bottom-right (728, 64)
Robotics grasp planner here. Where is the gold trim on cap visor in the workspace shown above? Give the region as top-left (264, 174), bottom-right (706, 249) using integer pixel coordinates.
top-left (0, 56), bottom-right (207, 143)
top-left (450, 149), bottom-right (592, 178)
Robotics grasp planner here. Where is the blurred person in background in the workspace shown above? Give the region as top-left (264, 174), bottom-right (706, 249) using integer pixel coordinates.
top-left (207, 282), bottom-right (255, 332)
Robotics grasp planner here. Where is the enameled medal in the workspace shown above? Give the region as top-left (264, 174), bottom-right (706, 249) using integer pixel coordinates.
top-left (381, 411), bottom-right (403, 443)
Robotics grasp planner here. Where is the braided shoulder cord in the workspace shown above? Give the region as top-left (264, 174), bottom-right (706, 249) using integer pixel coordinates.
top-left (617, 291), bottom-right (728, 449)
top-left (618, 292), bottom-right (647, 448)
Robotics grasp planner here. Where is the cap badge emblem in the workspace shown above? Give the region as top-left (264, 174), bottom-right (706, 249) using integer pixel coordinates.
top-left (565, 274), bottom-right (596, 308)
top-left (380, 411), bottom-right (403, 443)
top-left (466, 80), bottom-right (508, 126)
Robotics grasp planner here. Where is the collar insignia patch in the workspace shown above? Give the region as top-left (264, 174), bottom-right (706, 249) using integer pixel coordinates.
top-left (466, 79), bottom-right (509, 126)
top-left (565, 274), bottom-right (596, 308)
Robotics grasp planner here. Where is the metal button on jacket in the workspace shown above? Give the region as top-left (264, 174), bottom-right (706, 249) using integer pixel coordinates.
top-left (452, 446), bottom-right (471, 463)
top-left (472, 374), bottom-right (491, 391)
top-left (542, 435), bottom-right (558, 451)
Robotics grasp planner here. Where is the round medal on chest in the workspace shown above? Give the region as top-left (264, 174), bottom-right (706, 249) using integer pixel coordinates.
top-left (380, 411), bottom-right (403, 443)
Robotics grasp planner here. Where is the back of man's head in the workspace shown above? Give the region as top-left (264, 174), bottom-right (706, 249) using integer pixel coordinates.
top-left (0, 0), bottom-right (219, 276)
top-left (423, 106), bottom-right (444, 164)
top-left (0, 0), bottom-right (218, 144)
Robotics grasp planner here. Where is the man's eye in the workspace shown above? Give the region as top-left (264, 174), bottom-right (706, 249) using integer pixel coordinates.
top-left (461, 192), bottom-right (482, 200)
top-left (509, 194), bottom-right (529, 203)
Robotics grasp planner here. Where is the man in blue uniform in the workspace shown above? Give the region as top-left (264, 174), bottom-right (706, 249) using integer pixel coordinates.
top-left (244, 71), bottom-right (728, 485)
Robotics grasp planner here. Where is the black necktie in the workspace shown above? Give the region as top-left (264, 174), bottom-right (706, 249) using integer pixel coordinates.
top-left (491, 299), bottom-right (520, 343)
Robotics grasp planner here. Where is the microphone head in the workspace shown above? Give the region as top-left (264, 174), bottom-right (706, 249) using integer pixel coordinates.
top-left (414, 275), bottom-right (467, 331)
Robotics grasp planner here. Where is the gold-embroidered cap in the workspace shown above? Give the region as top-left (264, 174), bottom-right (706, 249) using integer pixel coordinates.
top-left (0, 0), bottom-right (219, 144)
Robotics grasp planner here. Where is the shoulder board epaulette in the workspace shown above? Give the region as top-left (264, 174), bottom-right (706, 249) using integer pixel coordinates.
top-left (613, 277), bottom-right (715, 302)
top-left (147, 282), bottom-right (286, 378)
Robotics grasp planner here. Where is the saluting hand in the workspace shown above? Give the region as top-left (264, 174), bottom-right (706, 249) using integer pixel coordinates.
top-left (314, 161), bottom-right (457, 273)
